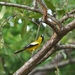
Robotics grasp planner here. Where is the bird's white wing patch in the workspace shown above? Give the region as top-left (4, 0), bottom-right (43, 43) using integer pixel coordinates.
top-left (25, 41), bottom-right (39, 48)
top-left (31, 42), bottom-right (39, 45)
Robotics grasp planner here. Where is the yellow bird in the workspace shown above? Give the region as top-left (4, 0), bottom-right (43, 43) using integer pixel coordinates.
top-left (14, 35), bottom-right (44, 54)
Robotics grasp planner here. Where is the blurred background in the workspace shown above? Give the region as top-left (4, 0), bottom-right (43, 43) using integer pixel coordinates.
top-left (0, 0), bottom-right (75, 75)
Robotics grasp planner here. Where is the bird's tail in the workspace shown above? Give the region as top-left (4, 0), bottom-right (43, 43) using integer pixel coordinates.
top-left (14, 48), bottom-right (26, 54)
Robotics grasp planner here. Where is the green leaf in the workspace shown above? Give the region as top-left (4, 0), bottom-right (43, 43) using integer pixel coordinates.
top-left (21, 19), bottom-right (27, 39)
top-left (44, 0), bottom-right (55, 11)
top-left (1, 43), bottom-right (14, 56)
top-left (60, 51), bottom-right (67, 59)
top-left (0, 38), bottom-right (4, 49)
top-left (0, 6), bottom-right (6, 19)
top-left (14, 16), bottom-right (18, 27)
top-left (29, 12), bottom-right (42, 18)
top-left (61, 36), bottom-right (67, 44)
top-left (57, 9), bottom-right (65, 15)
top-left (10, 0), bottom-right (16, 3)
top-left (55, 66), bottom-right (62, 75)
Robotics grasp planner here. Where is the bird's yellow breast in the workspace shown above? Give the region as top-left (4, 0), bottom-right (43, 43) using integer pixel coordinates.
top-left (27, 44), bottom-right (40, 52)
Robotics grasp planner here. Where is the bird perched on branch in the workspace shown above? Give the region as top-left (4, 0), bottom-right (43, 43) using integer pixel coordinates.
top-left (14, 35), bottom-right (44, 54)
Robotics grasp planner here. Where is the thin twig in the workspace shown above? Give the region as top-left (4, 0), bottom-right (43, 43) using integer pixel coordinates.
top-left (0, 2), bottom-right (40, 13)
top-left (60, 9), bottom-right (75, 23)
top-left (3, 43), bottom-right (24, 63)
top-left (60, 14), bottom-right (75, 23)
top-left (57, 44), bottom-right (75, 49)
top-left (0, 2), bottom-right (61, 34)
top-left (69, 9), bottom-right (75, 14)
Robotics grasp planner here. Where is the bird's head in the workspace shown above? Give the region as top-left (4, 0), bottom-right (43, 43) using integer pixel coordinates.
top-left (41, 34), bottom-right (44, 41)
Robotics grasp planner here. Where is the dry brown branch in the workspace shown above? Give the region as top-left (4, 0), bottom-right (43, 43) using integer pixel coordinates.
top-left (0, 2), bottom-right (39, 13)
top-left (33, 0), bottom-right (38, 8)
top-left (62, 19), bottom-right (75, 33)
top-left (69, 9), bottom-right (75, 14)
top-left (29, 49), bottom-right (72, 75)
top-left (36, 0), bottom-right (61, 32)
top-left (0, 1), bottom-right (61, 34)
top-left (29, 58), bottom-right (75, 75)
top-left (57, 44), bottom-right (75, 49)
top-left (13, 19), bottom-right (75, 75)
top-left (36, 20), bottom-right (75, 67)
top-left (60, 14), bottom-right (75, 23)
top-left (45, 19), bottom-right (60, 34)
top-left (37, 0), bottom-right (47, 20)
top-left (36, 44), bottom-right (75, 66)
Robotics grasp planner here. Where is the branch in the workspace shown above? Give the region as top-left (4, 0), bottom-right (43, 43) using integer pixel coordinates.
top-left (45, 19), bottom-right (61, 34)
top-left (36, 0), bottom-right (61, 33)
top-left (61, 19), bottom-right (75, 33)
top-left (29, 49), bottom-right (72, 75)
top-left (0, 1), bottom-right (61, 34)
top-left (33, 0), bottom-right (38, 9)
top-left (0, 2), bottom-right (75, 34)
top-left (51, 49), bottom-right (72, 64)
top-left (36, 43), bottom-right (75, 65)
top-left (13, 19), bottom-right (75, 75)
top-left (69, 9), bottom-right (75, 14)
top-left (60, 9), bottom-right (75, 23)
top-left (13, 33), bottom-right (61, 75)
top-left (57, 44), bottom-right (75, 49)
top-left (47, 14), bottom-right (62, 28)
top-left (0, 2), bottom-right (39, 13)
top-left (60, 13), bottom-right (75, 23)
top-left (37, 0), bottom-right (47, 20)
top-left (29, 58), bottom-right (75, 75)
top-left (37, 47), bottom-right (56, 65)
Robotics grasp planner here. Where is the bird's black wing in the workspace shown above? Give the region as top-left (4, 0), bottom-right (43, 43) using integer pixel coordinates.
top-left (14, 42), bottom-right (39, 54)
